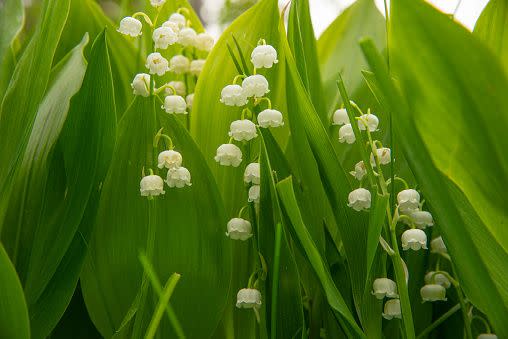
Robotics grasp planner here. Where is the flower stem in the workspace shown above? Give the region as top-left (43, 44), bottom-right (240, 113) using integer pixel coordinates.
top-left (270, 222), bottom-right (282, 339)
top-left (451, 263), bottom-right (473, 339)
top-left (416, 303), bottom-right (461, 339)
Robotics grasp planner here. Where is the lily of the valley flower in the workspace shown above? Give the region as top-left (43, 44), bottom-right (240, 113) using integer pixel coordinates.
top-left (425, 271), bottom-right (451, 289)
top-left (350, 161), bottom-right (367, 181)
top-left (220, 85), bottom-right (248, 106)
top-left (178, 27), bottom-right (197, 46)
top-left (166, 167), bottom-right (192, 188)
top-left (257, 109), bottom-right (284, 128)
top-left (150, 0), bottom-right (166, 7)
top-left (242, 75), bottom-right (269, 98)
top-left (397, 189), bottom-right (420, 213)
top-left (169, 55), bottom-right (190, 74)
top-left (347, 188), bottom-right (371, 211)
top-left (118, 17), bottom-right (143, 37)
top-left (251, 44), bottom-right (278, 68)
top-left (162, 95), bottom-right (187, 114)
top-left (382, 299), bottom-right (402, 320)
top-left (145, 52), bottom-right (169, 76)
top-left (190, 59), bottom-right (205, 76)
top-left (370, 147), bottom-right (391, 165)
top-left (166, 81), bottom-right (186, 96)
top-left (186, 93), bottom-right (194, 109)
top-left (248, 185), bottom-right (260, 203)
top-left (339, 123), bottom-right (355, 144)
top-left (226, 218), bottom-right (252, 240)
top-left (153, 26), bottom-right (178, 49)
top-left (214, 144), bottom-right (243, 167)
top-left (420, 284), bottom-right (447, 302)
top-left (409, 210), bottom-right (434, 229)
top-left (401, 229), bottom-right (427, 251)
top-left (358, 113), bottom-right (379, 131)
top-left (236, 288), bottom-right (262, 309)
top-left (229, 120), bottom-right (258, 141)
top-left (372, 278), bottom-right (398, 300)
top-left (430, 236), bottom-right (447, 254)
top-left (195, 33), bottom-right (214, 52)
top-left (140, 175), bottom-right (165, 197)
top-left (332, 108), bottom-right (349, 126)
top-left (244, 163), bottom-right (260, 184)
top-left (478, 334), bottom-right (498, 339)
top-left (131, 73), bottom-right (151, 97)
top-left (157, 150), bottom-right (182, 169)
top-left (168, 13), bottom-right (187, 30)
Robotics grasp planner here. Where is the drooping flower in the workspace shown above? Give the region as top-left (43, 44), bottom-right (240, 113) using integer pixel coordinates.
top-left (162, 95), bottom-right (187, 114)
top-left (248, 185), bottom-right (260, 203)
top-left (358, 113), bottom-right (379, 131)
top-left (350, 161), bottom-right (367, 181)
top-left (190, 59), bottom-right (206, 76)
top-left (153, 26), bottom-right (178, 49)
top-left (226, 218), bottom-right (252, 240)
top-left (251, 44), bottom-right (278, 68)
top-left (150, 0), bottom-right (166, 7)
top-left (167, 13), bottom-right (186, 30)
top-left (186, 93), bottom-right (194, 109)
top-left (370, 147), bottom-right (391, 166)
top-left (397, 189), bottom-right (420, 214)
top-left (145, 52), bottom-right (169, 76)
top-left (339, 123), bottom-right (355, 144)
top-left (425, 271), bottom-right (451, 289)
top-left (195, 32), bottom-right (214, 52)
top-left (214, 144), bottom-right (242, 167)
top-left (430, 236), bottom-right (447, 255)
top-left (166, 167), bottom-right (192, 188)
top-left (166, 81), bottom-right (186, 96)
top-left (118, 17), bottom-right (142, 37)
top-left (140, 175), bottom-right (165, 197)
top-left (420, 284), bottom-right (447, 302)
top-left (244, 163), bottom-right (260, 185)
top-left (229, 120), bottom-right (258, 142)
top-left (178, 27), bottom-right (197, 46)
top-left (372, 278), bottom-right (398, 300)
top-left (401, 229), bottom-right (427, 251)
top-left (477, 334), bottom-right (498, 339)
top-left (409, 210), bottom-right (434, 229)
top-left (348, 188), bottom-right (371, 211)
top-left (242, 74), bottom-right (269, 98)
top-left (236, 288), bottom-right (262, 309)
top-left (158, 150), bottom-right (182, 169)
top-left (332, 108), bottom-right (349, 125)
top-left (131, 73), bottom-right (151, 97)
top-left (220, 85), bottom-right (247, 106)
top-left (169, 55), bottom-right (190, 74)
top-left (162, 20), bottom-right (180, 32)
top-left (382, 299), bottom-right (401, 320)
top-left (257, 109), bottom-right (284, 128)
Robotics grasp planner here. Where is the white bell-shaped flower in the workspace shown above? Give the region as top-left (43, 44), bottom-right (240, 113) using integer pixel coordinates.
top-left (226, 218), bottom-right (252, 240)
top-left (236, 288), bottom-right (262, 309)
top-left (244, 163), bottom-right (260, 184)
top-left (118, 17), bottom-right (143, 37)
top-left (248, 185), bottom-right (260, 203)
top-left (251, 44), bottom-right (278, 68)
top-left (348, 188), bottom-right (371, 211)
top-left (478, 334), bottom-right (498, 339)
top-left (195, 32), bottom-right (214, 52)
top-left (169, 55), bottom-right (190, 74)
top-left (150, 0), bottom-right (166, 7)
top-left (350, 161), bottom-right (367, 181)
top-left (424, 271), bottom-right (451, 289)
top-left (186, 93), bottom-right (194, 109)
top-left (166, 167), bottom-right (192, 188)
top-left (214, 144), bottom-right (242, 167)
top-left (372, 278), bottom-right (398, 300)
top-left (370, 147), bottom-right (391, 166)
top-left (178, 27), bottom-right (197, 46)
top-left (167, 13), bottom-right (186, 30)
top-left (397, 189), bottom-right (420, 213)
top-left (430, 236), bottom-right (447, 254)
top-left (382, 299), bottom-right (401, 320)
top-left (145, 52), bottom-right (169, 76)
top-left (140, 175), bottom-right (165, 197)
top-left (409, 211), bottom-right (434, 229)
top-left (332, 108), bottom-right (349, 126)
top-left (401, 229), bottom-right (427, 251)
top-left (242, 75), bottom-right (269, 98)
top-left (220, 85), bottom-right (248, 106)
top-left (131, 73), bottom-right (151, 97)
top-left (166, 81), bottom-right (186, 96)
top-left (153, 26), bottom-right (178, 49)
top-left (358, 113), bottom-right (379, 131)
top-left (190, 59), bottom-right (205, 76)
top-left (258, 109), bottom-right (284, 128)
top-left (162, 95), bottom-right (187, 114)
top-left (162, 20), bottom-right (180, 32)
top-left (339, 123), bottom-right (355, 144)
top-left (420, 284), bottom-right (447, 302)
top-left (157, 150), bottom-right (182, 169)
top-left (229, 119), bottom-right (258, 142)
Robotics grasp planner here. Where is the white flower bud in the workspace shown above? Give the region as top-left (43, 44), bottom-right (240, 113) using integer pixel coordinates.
top-left (244, 163), bottom-right (260, 184)
top-left (220, 85), bottom-right (247, 106)
top-left (162, 95), bottom-right (187, 114)
top-left (350, 161), bottom-right (367, 181)
top-left (248, 185), bottom-right (260, 203)
top-left (150, 0), bottom-right (166, 7)
top-left (145, 52), bottom-right (169, 76)
top-left (169, 55), bottom-right (190, 74)
top-left (226, 218), bottom-right (252, 240)
top-left (370, 147), bottom-right (391, 166)
top-left (157, 150), bottom-right (182, 169)
top-left (140, 175), bottom-right (165, 197)
top-left (424, 271), bottom-right (451, 289)
top-left (162, 20), bottom-right (180, 32)
top-left (409, 211), bottom-right (434, 229)
top-left (178, 27), bottom-right (197, 46)
top-left (195, 32), bottom-right (214, 52)
top-left (131, 73), bottom-right (151, 97)
top-left (339, 123), bottom-right (355, 144)
top-left (242, 75), bottom-right (269, 98)
top-left (372, 278), bottom-right (398, 300)
top-left (168, 13), bottom-right (186, 30)
top-left (348, 188), bottom-right (371, 211)
top-left (397, 189), bottom-right (420, 214)
top-left (258, 109), bottom-right (284, 128)
top-left (166, 167), bottom-right (192, 188)
top-left (420, 284), bottom-right (447, 302)
top-left (153, 26), bottom-right (178, 49)
top-left (430, 236), bottom-right (447, 254)
top-left (229, 119), bottom-right (258, 142)
top-left (332, 108), bottom-right (349, 125)
top-left (166, 81), bottom-right (186, 96)
top-left (401, 229), bottom-right (427, 251)
top-left (190, 59), bottom-right (205, 76)
top-left (382, 299), bottom-right (401, 320)
top-left (478, 334), bottom-right (498, 339)
top-left (186, 93), bottom-right (194, 109)
top-left (358, 113), bottom-right (379, 131)
top-left (118, 17), bottom-right (142, 37)
top-left (236, 288), bottom-right (262, 309)
top-left (251, 44), bottom-right (278, 68)
top-left (214, 144), bottom-right (242, 167)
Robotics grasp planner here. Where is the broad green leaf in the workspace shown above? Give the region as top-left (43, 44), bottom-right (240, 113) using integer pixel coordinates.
top-left (81, 97), bottom-right (231, 338)
top-left (0, 244), bottom-right (30, 339)
top-left (474, 0), bottom-right (508, 73)
top-left (0, 0), bottom-right (24, 97)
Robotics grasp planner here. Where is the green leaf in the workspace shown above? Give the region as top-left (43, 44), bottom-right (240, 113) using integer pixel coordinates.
top-left (0, 0), bottom-right (24, 97)
top-left (0, 244), bottom-right (30, 339)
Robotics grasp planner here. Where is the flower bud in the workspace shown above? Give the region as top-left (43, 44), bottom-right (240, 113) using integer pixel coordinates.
top-left (131, 73), bottom-right (151, 97)
top-left (229, 120), bottom-right (258, 142)
top-left (372, 278), bottom-right (398, 299)
top-left (220, 85), bottom-right (247, 106)
top-left (397, 189), bottom-right (420, 214)
top-left (420, 284), bottom-right (447, 302)
top-left (162, 95), bottom-right (187, 114)
top-left (236, 288), bottom-right (262, 308)
top-left (150, 0), bottom-right (166, 7)
top-left (350, 161), bottom-right (367, 181)
top-left (157, 150), bottom-right (182, 169)
top-left (118, 17), bottom-right (142, 37)
top-left (242, 74), bottom-right (269, 98)
top-left (258, 109), bottom-right (284, 128)
top-left (168, 13), bottom-right (186, 30)
top-left (244, 163), bottom-right (260, 184)
top-left (186, 93), bottom-right (194, 109)
top-left (478, 334), bottom-right (498, 339)
top-left (401, 229), bottom-right (427, 251)
top-left (409, 210), bottom-right (434, 229)
top-left (430, 236), bottom-right (447, 254)
top-left (214, 144), bottom-right (242, 167)
top-left (332, 108), bottom-right (349, 126)
top-left (153, 26), bottom-right (178, 49)
top-left (339, 123), bottom-right (355, 144)
top-left (382, 299), bottom-right (401, 320)
top-left (166, 167), bottom-right (192, 188)
top-left (145, 52), bottom-right (169, 76)
top-left (251, 44), bottom-right (278, 68)
top-left (248, 185), bottom-right (260, 203)
top-left (226, 218), bottom-right (252, 240)
top-left (178, 27), bottom-right (197, 46)
top-left (166, 81), bottom-right (186, 96)
top-left (195, 32), bottom-right (214, 52)
top-left (358, 113), bottom-right (379, 131)
top-left (162, 20), bottom-right (180, 32)
top-left (169, 55), bottom-right (190, 74)
top-left (424, 271), bottom-right (451, 289)
top-left (190, 59), bottom-right (206, 76)
top-left (348, 188), bottom-right (371, 211)
top-left (140, 175), bottom-right (165, 197)
top-left (370, 147), bottom-right (391, 166)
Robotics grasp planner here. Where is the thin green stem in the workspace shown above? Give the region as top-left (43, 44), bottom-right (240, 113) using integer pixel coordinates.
top-left (471, 315), bottom-right (491, 334)
top-left (270, 223), bottom-right (283, 339)
top-left (132, 12), bottom-right (154, 27)
top-left (383, 0), bottom-right (390, 69)
top-left (416, 303), bottom-right (461, 339)
top-left (365, 128), bottom-right (388, 195)
top-left (451, 263), bottom-right (473, 339)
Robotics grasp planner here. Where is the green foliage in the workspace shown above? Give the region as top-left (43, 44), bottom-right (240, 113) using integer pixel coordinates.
top-left (0, 0), bottom-right (23, 96)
